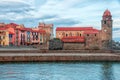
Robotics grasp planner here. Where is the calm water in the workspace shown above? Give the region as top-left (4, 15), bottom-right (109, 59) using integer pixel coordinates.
top-left (0, 62), bottom-right (120, 80)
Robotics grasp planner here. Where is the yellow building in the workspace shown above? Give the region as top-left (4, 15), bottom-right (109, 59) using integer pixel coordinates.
top-left (0, 28), bottom-right (9, 46)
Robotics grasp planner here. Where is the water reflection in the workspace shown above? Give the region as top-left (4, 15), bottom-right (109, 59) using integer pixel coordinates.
top-left (102, 62), bottom-right (114, 80)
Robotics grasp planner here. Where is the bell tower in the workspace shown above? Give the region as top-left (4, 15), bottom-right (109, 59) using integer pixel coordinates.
top-left (101, 9), bottom-right (112, 49)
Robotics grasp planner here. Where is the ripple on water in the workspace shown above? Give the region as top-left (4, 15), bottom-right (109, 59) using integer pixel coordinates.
top-left (0, 62), bottom-right (119, 80)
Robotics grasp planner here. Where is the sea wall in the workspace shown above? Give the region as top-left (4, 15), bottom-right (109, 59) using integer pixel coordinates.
top-left (0, 54), bottom-right (120, 62)
top-left (0, 50), bottom-right (114, 53)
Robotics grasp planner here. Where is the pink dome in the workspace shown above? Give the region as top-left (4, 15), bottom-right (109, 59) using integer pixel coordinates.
top-left (103, 9), bottom-right (111, 16)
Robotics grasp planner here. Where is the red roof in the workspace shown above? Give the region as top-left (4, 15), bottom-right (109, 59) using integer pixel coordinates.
top-left (16, 28), bottom-right (32, 31)
top-left (84, 29), bottom-right (100, 34)
top-left (9, 31), bottom-right (15, 34)
top-left (0, 28), bottom-right (15, 34)
top-left (5, 23), bottom-right (19, 28)
top-left (103, 9), bottom-right (111, 16)
top-left (56, 27), bottom-right (94, 31)
top-left (62, 36), bottom-right (85, 43)
top-left (39, 29), bottom-right (46, 34)
top-left (0, 28), bottom-right (7, 30)
top-left (10, 23), bottom-right (19, 26)
top-left (32, 29), bottom-right (46, 34)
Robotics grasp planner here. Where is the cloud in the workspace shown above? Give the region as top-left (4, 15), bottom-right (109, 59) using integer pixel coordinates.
top-left (113, 19), bottom-right (120, 28)
top-left (0, 0), bottom-right (120, 41)
top-left (42, 17), bottom-right (80, 27)
top-left (40, 15), bottom-right (58, 20)
top-left (113, 28), bottom-right (120, 31)
top-left (0, 0), bottom-right (34, 14)
top-left (113, 30), bottom-right (120, 39)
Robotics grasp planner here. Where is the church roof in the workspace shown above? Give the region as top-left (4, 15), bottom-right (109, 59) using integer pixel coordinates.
top-left (84, 29), bottom-right (99, 34)
top-left (56, 27), bottom-right (94, 31)
top-left (56, 27), bottom-right (100, 34)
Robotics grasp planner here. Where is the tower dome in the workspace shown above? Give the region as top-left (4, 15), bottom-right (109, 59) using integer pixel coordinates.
top-left (103, 9), bottom-right (111, 16)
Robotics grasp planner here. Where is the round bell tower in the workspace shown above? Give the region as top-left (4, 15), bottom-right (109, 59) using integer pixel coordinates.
top-left (101, 9), bottom-right (113, 49)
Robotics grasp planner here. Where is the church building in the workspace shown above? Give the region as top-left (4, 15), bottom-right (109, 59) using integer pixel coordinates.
top-left (56, 9), bottom-right (113, 50)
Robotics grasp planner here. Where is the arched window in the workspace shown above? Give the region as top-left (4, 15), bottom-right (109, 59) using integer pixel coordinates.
top-left (66, 34), bottom-right (68, 37)
top-left (87, 34), bottom-right (89, 36)
top-left (80, 34), bottom-right (81, 36)
top-left (95, 34), bottom-right (97, 36)
top-left (69, 32), bottom-right (72, 36)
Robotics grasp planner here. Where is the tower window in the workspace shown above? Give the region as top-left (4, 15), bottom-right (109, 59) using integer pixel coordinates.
top-left (104, 21), bottom-right (106, 24)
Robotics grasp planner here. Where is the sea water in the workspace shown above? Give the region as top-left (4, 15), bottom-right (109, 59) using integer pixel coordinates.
top-left (0, 62), bottom-right (119, 80)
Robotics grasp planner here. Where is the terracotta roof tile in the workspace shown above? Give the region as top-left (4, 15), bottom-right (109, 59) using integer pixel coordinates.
top-left (56, 27), bottom-right (94, 31)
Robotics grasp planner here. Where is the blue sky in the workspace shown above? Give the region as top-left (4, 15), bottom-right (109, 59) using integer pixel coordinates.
top-left (0, 0), bottom-right (120, 41)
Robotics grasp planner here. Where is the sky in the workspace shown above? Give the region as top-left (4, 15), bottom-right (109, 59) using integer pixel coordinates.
top-left (0, 0), bottom-right (120, 41)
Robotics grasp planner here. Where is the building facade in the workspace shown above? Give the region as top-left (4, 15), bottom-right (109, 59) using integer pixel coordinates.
top-left (0, 22), bottom-right (53, 46)
top-left (38, 23), bottom-right (54, 41)
top-left (56, 9), bottom-right (113, 50)
top-left (0, 28), bottom-right (9, 46)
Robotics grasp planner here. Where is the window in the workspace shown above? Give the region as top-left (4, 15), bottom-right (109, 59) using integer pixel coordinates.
top-left (27, 31), bottom-right (30, 35)
top-left (80, 34), bottom-right (81, 36)
top-left (95, 34), bottom-right (97, 36)
top-left (16, 30), bottom-right (18, 34)
top-left (3, 36), bottom-right (5, 39)
top-left (40, 35), bottom-right (42, 41)
top-left (3, 42), bottom-right (5, 46)
top-left (36, 35), bottom-right (38, 40)
top-left (66, 34), bottom-right (68, 37)
top-left (0, 36), bottom-right (1, 40)
top-left (9, 34), bottom-right (12, 38)
top-left (104, 21), bottom-right (106, 24)
top-left (87, 34), bottom-right (89, 36)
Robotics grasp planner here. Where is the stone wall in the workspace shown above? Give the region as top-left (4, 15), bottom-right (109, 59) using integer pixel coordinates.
top-left (63, 42), bottom-right (85, 50)
top-left (85, 33), bottom-right (100, 49)
top-left (0, 54), bottom-right (120, 62)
